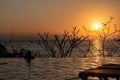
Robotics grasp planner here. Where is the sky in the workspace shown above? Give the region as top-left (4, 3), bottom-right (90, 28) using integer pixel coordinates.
top-left (0, 0), bottom-right (120, 40)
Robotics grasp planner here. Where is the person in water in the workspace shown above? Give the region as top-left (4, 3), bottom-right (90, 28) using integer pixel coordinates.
top-left (25, 50), bottom-right (32, 59)
top-left (25, 50), bottom-right (32, 62)
top-left (24, 50), bottom-right (35, 64)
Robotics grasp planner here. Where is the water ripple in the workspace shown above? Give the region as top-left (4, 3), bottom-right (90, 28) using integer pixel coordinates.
top-left (0, 57), bottom-right (120, 80)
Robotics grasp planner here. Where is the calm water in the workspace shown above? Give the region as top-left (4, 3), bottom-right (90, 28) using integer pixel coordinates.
top-left (0, 57), bottom-right (120, 80)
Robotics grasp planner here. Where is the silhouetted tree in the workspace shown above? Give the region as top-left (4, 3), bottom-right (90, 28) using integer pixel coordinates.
top-left (106, 31), bottom-right (120, 57)
top-left (38, 27), bottom-right (88, 57)
top-left (96, 17), bottom-right (117, 57)
top-left (83, 17), bottom-right (117, 57)
top-left (38, 32), bottom-right (57, 57)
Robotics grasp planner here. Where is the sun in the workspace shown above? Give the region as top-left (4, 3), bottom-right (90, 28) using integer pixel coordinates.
top-left (93, 23), bottom-right (101, 30)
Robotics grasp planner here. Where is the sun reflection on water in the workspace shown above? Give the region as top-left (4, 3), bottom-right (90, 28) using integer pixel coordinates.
top-left (92, 39), bottom-right (102, 56)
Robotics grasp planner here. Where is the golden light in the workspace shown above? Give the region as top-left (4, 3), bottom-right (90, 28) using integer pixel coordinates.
top-left (93, 23), bottom-right (101, 30)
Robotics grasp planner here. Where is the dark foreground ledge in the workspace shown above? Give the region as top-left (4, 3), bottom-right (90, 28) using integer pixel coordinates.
top-left (78, 64), bottom-right (120, 80)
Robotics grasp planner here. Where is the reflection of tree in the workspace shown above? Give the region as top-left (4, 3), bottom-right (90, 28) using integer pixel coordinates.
top-left (37, 27), bottom-right (88, 57)
top-left (83, 17), bottom-right (118, 57)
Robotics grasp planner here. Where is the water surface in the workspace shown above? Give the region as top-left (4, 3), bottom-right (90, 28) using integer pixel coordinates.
top-left (0, 57), bottom-right (120, 80)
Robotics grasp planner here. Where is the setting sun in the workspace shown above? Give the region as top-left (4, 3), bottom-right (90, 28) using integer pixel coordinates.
top-left (93, 23), bottom-right (101, 30)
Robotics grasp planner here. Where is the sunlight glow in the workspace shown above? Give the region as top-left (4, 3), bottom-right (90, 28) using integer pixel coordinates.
top-left (93, 23), bottom-right (101, 30)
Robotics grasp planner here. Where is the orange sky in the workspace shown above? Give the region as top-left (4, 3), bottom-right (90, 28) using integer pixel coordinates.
top-left (0, 0), bottom-right (120, 40)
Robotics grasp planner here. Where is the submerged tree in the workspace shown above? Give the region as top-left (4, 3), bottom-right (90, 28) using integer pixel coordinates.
top-left (83, 17), bottom-right (118, 57)
top-left (37, 27), bottom-right (88, 58)
top-left (54, 27), bottom-right (88, 57)
top-left (106, 31), bottom-right (120, 57)
top-left (96, 17), bottom-right (117, 57)
top-left (37, 32), bottom-right (57, 57)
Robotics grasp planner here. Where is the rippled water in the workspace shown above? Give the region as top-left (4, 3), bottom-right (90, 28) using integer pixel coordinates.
top-left (0, 57), bottom-right (120, 80)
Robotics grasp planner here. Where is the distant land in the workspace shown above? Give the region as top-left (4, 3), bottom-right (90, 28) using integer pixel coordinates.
top-left (0, 33), bottom-right (38, 41)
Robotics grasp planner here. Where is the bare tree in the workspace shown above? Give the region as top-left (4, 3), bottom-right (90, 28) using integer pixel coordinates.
top-left (106, 31), bottom-right (120, 57)
top-left (83, 17), bottom-right (117, 57)
top-left (96, 17), bottom-right (117, 57)
top-left (38, 32), bottom-right (57, 57)
top-left (37, 27), bottom-right (88, 58)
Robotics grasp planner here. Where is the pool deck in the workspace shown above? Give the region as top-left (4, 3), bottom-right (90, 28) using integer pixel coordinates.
top-left (78, 64), bottom-right (120, 80)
